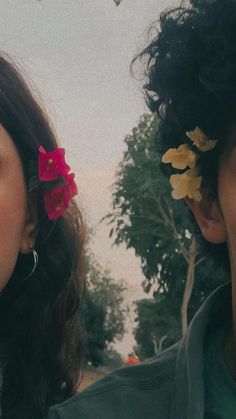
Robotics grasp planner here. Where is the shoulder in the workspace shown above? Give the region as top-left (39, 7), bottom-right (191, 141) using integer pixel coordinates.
top-left (46, 343), bottom-right (179, 419)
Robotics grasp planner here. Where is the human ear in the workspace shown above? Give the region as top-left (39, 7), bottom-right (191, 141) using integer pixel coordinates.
top-left (185, 195), bottom-right (227, 244)
top-left (20, 193), bottom-right (39, 254)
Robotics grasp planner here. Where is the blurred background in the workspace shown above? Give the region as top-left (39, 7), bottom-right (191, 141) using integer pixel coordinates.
top-left (1, 0), bottom-right (227, 389)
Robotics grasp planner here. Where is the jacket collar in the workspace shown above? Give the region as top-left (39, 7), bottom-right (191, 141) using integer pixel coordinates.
top-left (170, 282), bottom-right (231, 419)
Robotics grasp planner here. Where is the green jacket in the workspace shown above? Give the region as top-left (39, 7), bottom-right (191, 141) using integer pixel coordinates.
top-left (47, 283), bottom-right (230, 419)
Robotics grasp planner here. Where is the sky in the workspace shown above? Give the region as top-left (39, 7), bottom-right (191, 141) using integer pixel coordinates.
top-left (0, 0), bottom-right (175, 356)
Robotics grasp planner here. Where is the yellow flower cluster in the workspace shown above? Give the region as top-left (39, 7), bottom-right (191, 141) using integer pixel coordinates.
top-left (161, 126), bottom-right (218, 201)
top-left (170, 168), bottom-right (202, 201)
top-left (161, 144), bottom-right (197, 169)
top-left (186, 127), bottom-right (218, 152)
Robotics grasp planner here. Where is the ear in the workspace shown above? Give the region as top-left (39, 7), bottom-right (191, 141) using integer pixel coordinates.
top-left (185, 195), bottom-right (227, 244)
top-left (20, 193), bottom-right (39, 254)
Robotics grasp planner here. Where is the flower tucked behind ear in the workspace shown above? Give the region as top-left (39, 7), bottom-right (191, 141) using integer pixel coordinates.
top-left (44, 173), bottom-right (77, 220)
top-left (186, 127), bottom-right (218, 152)
top-left (38, 146), bottom-right (70, 181)
top-left (29, 147), bottom-right (78, 220)
top-left (161, 144), bottom-right (197, 169)
top-left (161, 126), bottom-right (218, 202)
top-left (170, 167), bottom-right (202, 201)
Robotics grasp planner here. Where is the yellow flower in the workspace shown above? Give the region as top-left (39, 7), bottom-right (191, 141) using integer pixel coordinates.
top-left (170, 167), bottom-right (202, 201)
top-left (186, 126), bottom-right (218, 152)
top-left (161, 144), bottom-right (197, 169)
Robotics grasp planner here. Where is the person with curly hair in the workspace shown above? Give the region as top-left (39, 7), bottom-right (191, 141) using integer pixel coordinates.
top-left (46, 1), bottom-right (236, 418)
top-left (0, 54), bottom-right (85, 419)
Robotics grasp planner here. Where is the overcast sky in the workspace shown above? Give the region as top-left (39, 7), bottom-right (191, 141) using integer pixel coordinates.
top-left (0, 0), bottom-right (175, 356)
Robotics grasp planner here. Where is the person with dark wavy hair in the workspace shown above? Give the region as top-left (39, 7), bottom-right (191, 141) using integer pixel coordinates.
top-left (45, 1), bottom-right (236, 418)
top-left (0, 54), bottom-right (85, 419)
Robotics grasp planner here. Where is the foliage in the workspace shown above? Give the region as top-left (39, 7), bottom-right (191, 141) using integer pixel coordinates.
top-left (104, 113), bottom-right (228, 359)
top-left (82, 251), bottom-right (127, 367)
top-left (102, 347), bottom-right (123, 369)
top-left (105, 113), bottom-right (193, 286)
top-left (134, 297), bottom-right (181, 360)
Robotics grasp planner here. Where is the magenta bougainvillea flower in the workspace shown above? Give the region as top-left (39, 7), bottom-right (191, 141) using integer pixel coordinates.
top-left (29, 146), bottom-right (78, 220)
top-left (38, 146), bottom-right (71, 181)
top-left (44, 172), bottom-right (78, 220)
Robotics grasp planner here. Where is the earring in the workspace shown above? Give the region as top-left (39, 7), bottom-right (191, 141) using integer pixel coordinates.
top-left (23, 248), bottom-right (39, 281)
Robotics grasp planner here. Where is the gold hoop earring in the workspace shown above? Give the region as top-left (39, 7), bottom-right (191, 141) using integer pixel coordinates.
top-left (23, 249), bottom-right (39, 280)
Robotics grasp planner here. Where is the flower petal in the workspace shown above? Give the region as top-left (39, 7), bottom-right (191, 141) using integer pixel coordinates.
top-left (161, 149), bottom-right (175, 163)
top-left (187, 176), bottom-right (202, 201)
top-left (162, 144), bottom-right (198, 170)
top-left (170, 173), bottom-right (190, 188)
top-left (190, 190), bottom-right (202, 201)
top-left (170, 174), bottom-right (189, 199)
top-left (44, 185), bottom-right (70, 220)
top-left (65, 173), bottom-right (78, 198)
top-left (38, 147), bottom-right (71, 181)
top-left (186, 127), bottom-right (218, 152)
top-left (171, 188), bottom-right (188, 199)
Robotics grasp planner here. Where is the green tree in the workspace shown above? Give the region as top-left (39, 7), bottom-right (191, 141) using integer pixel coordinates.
top-left (134, 296), bottom-right (180, 360)
top-left (82, 251), bottom-right (127, 367)
top-left (104, 113), bottom-right (227, 357)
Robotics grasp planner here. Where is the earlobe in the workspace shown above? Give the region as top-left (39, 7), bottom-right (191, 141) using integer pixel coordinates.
top-left (185, 196), bottom-right (227, 244)
top-left (20, 193), bottom-right (39, 254)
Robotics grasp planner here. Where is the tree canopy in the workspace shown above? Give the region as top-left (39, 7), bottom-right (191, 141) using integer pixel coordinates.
top-left (82, 250), bottom-right (127, 366)
top-left (105, 113), bottom-right (228, 358)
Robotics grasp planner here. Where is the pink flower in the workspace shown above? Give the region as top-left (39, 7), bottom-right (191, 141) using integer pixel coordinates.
top-left (44, 172), bottom-right (78, 220)
top-left (38, 146), bottom-right (71, 181)
top-left (65, 173), bottom-right (78, 198)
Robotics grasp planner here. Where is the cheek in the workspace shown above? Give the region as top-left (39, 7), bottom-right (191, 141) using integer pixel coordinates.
top-left (218, 166), bottom-right (236, 265)
top-left (0, 169), bottom-right (27, 291)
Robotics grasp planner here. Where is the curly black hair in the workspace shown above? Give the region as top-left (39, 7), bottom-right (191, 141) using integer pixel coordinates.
top-left (135, 0), bottom-right (236, 272)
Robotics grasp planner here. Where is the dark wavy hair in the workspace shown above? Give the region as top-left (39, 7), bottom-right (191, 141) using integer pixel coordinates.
top-left (134, 0), bottom-right (236, 272)
top-left (0, 54), bottom-right (85, 419)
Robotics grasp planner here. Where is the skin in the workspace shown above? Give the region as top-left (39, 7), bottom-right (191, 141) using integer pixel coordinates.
top-left (0, 125), bottom-right (38, 291)
top-left (217, 146), bottom-right (236, 379)
top-left (187, 130), bottom-right (236, 380)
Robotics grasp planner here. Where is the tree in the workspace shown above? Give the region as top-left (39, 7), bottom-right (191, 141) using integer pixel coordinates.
top-left (104, 113), bottom-right (227, 352)
top-left (134, 296), bottom-right (180, 360)
top-left (82, 251), bottom-right (127, 367)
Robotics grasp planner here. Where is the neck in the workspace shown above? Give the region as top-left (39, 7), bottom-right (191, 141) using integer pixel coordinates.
top-left (224, 278), bottom-right (236, 380)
